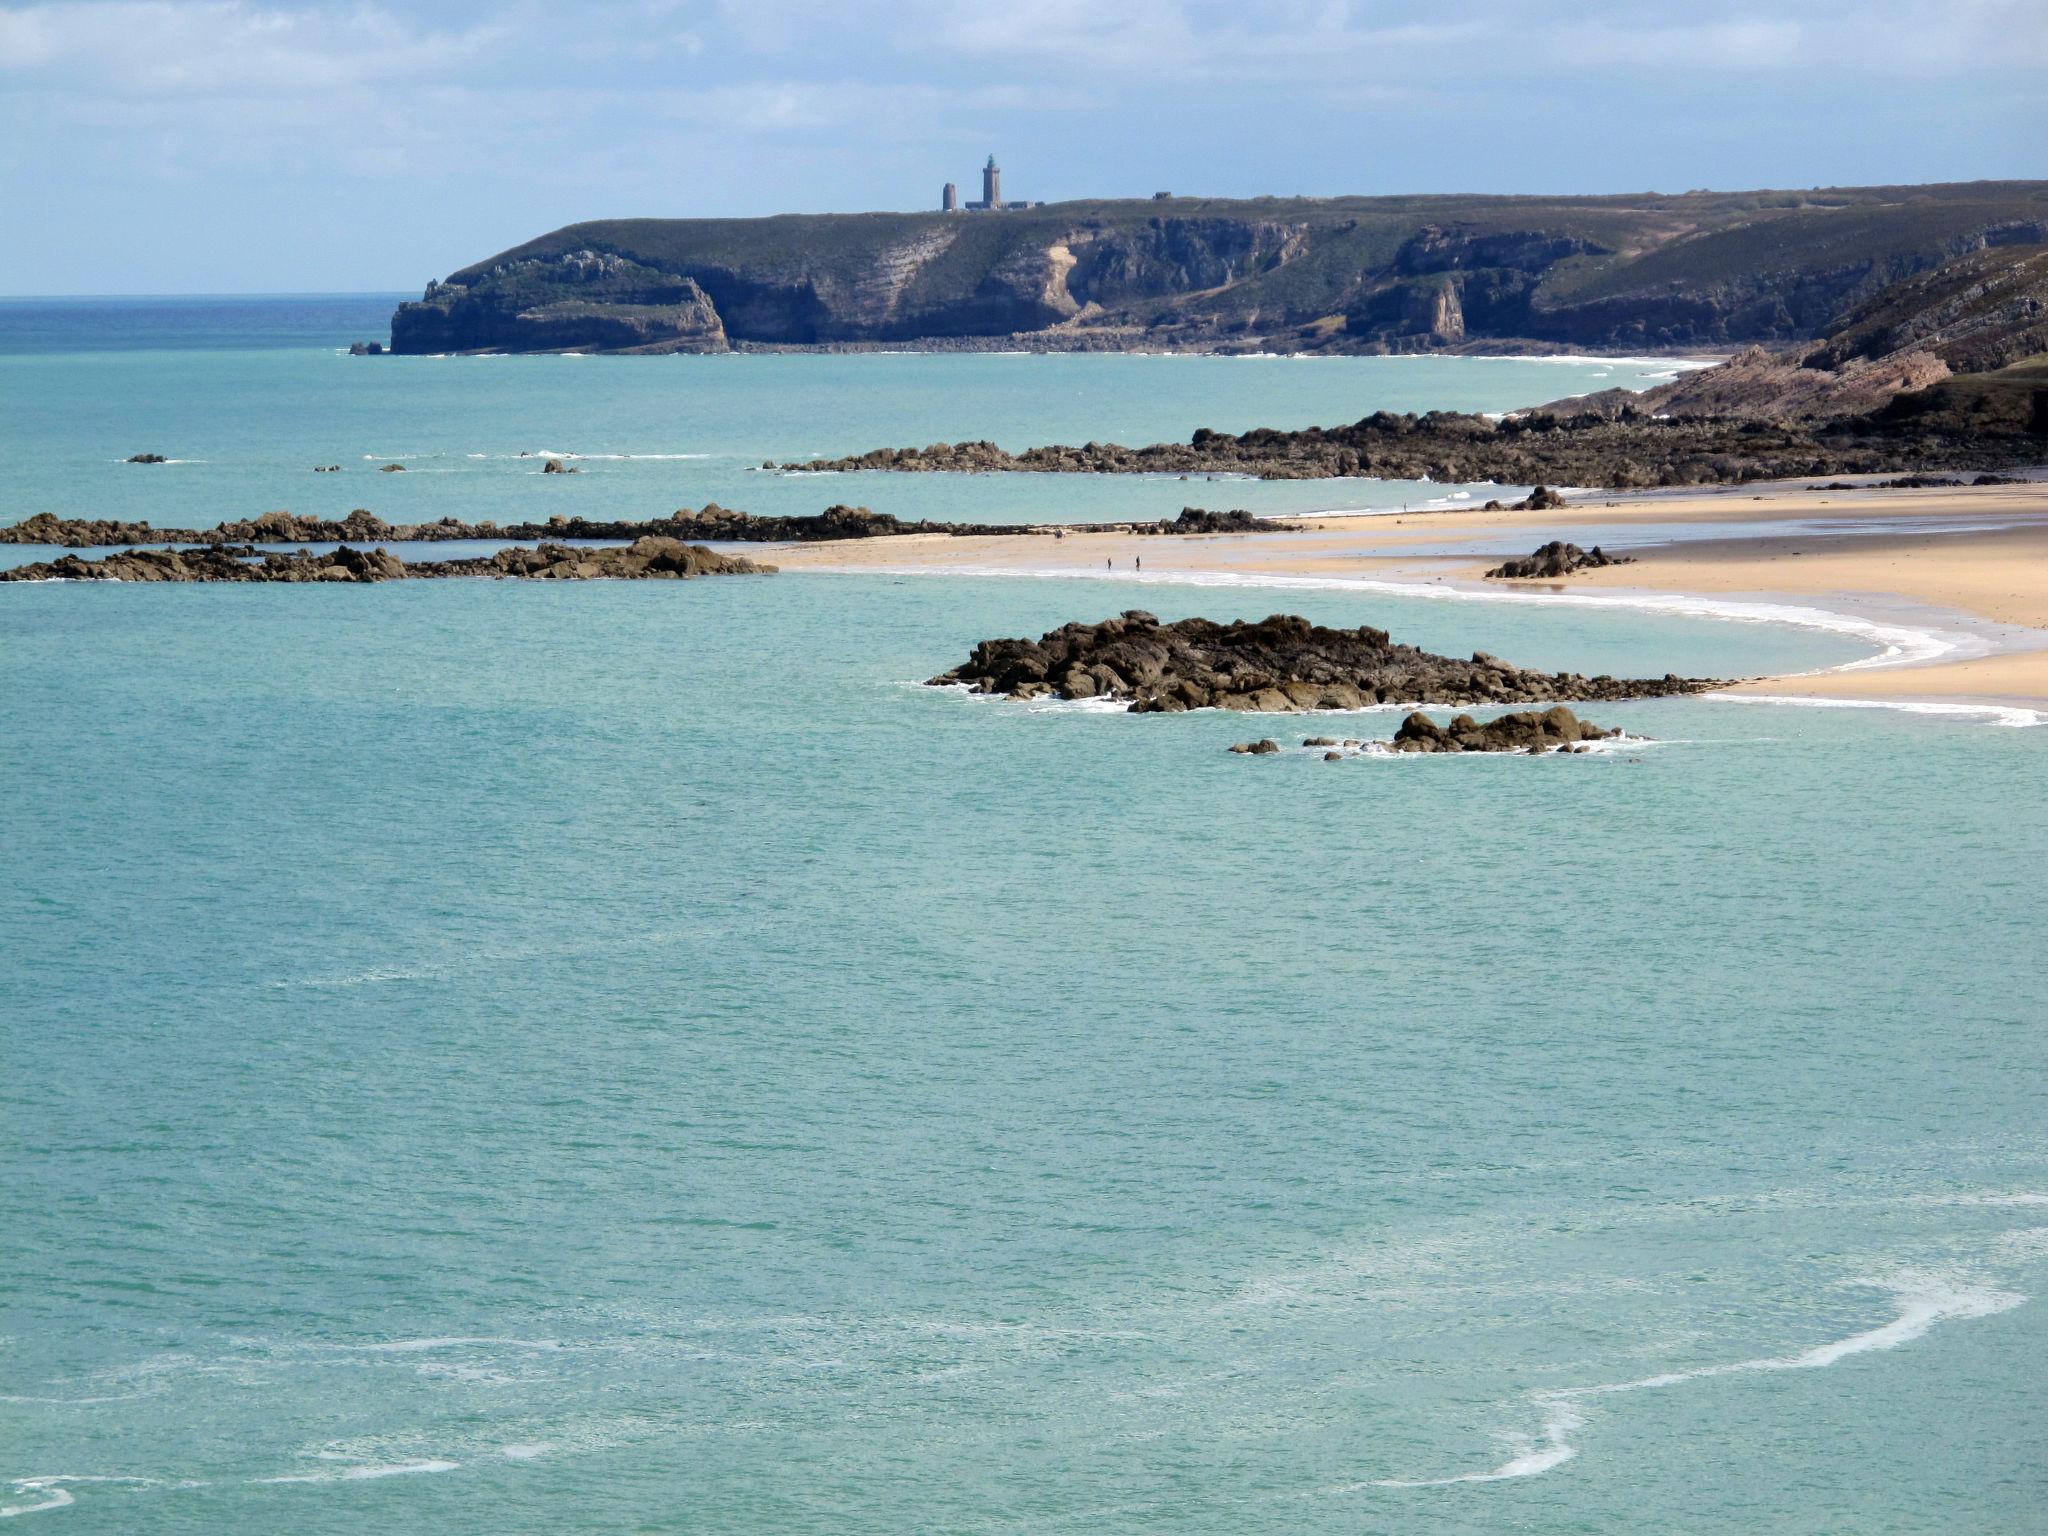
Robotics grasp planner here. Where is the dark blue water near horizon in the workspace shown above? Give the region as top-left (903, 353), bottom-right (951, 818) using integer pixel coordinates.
top-left (0, 294), bottom-right (407, 355)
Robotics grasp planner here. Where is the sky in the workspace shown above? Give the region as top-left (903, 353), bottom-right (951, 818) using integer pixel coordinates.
top-left (1, 0), bottom-right (2043, 294)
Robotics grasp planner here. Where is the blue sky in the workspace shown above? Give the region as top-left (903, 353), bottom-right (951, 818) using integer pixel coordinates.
top-left (2, 0), bottom-right (2043, 294)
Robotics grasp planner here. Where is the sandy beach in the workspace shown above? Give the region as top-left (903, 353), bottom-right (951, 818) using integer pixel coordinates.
top-left (772, 481), bottom-right (2048, 707)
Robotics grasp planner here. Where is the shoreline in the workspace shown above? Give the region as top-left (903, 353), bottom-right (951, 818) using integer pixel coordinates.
top-left (768, 481), bottom-right (2048, 713)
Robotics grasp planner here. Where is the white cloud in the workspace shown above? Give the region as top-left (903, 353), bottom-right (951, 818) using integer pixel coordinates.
top-left (0, 1), bottom-right (505, 95)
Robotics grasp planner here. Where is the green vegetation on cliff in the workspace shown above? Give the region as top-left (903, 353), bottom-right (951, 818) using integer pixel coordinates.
top-left (391, 182), bottom-right (2048, 356)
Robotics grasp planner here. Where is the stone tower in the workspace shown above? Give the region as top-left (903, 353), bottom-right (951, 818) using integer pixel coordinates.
top-left (982, 156), bottom-right (1001, 210)
top-left (942, 182), bottom-right (959, 212)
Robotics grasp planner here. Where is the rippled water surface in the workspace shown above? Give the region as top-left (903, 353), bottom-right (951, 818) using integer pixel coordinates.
top-left (3, 301), bottom-right (2045, 1533)
top-left (0, 294), bottom-right (1689, 531)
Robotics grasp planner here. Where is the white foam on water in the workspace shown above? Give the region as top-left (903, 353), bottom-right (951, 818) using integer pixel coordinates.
top-left (314, 1336), bottom-right (562, 1354)
top-left (1, 1476), bottom-right (157, 1520)
top-left (1372, 1274), bottom-right (2022, 1487)
top-left (1711, 694), bottom-right (2044, 728)
top-left (254, 1458), bottom-right (460, 1484)
top-left (874, 560), bottom-right (1981, 679)
top-left (499, 1444), bottom-right (553, 1461)
top-left (521, 451), bottom-right (709, 461)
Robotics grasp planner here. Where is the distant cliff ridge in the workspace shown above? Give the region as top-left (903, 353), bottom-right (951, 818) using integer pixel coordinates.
top-left (389, 183), bottom-right (2048, 356)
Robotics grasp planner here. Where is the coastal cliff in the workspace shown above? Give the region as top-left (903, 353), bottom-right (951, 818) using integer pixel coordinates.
top-left (389, 183), bottom-right (2048, 356)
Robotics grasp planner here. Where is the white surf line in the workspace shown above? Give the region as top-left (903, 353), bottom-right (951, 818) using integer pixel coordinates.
top-left (845, 560), bottom-right (2048, 726)
top-left (1371, 1275), bottom-right (2022, 1488)
top-left (854, 559), bottom-right (1978, 672)
top-left (1714, 695), bottom-right (2045, 729)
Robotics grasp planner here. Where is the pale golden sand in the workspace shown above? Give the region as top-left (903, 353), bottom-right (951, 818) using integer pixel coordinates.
top-left (771, 482), bottom-right (2048, 706)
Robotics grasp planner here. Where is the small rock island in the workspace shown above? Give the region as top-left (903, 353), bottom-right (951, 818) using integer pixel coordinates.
top-left (930, 611), bottom-right (1723, 711)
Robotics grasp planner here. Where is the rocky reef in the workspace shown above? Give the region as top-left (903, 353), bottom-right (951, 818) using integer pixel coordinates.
top-left (1485, 541), bottom-right (1634, 579)
top-left (929, 610), bottom-right (1722, 712)
top-left (0, 537), bottom-right (776, 583)
top-left (780, 406), bottom-right (2040, 488)
top-left (0, 504), bottom-right (1043, 549)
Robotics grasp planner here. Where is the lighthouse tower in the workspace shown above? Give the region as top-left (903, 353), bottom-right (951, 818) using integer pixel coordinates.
top-left (981, 155), bottom-right (1001, 210)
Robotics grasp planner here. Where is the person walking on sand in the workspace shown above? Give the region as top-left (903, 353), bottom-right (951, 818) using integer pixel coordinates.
top-left (1135, 555), bottom-right (1142, 571)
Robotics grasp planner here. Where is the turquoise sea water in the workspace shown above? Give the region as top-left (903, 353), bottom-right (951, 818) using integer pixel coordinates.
top-left (4, 301), bottom-right (2047, 1533)
top-left (0, 295), bottom-right (1689, 536)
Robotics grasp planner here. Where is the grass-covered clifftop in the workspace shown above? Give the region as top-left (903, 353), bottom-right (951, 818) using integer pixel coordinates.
top-left (390, 182), bottom-right (2048, 356)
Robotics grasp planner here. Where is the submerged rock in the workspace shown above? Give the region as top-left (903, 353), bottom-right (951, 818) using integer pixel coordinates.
top-left (1485, 541), bottom-right (1635, 579)
top-left (932, 610), bottom-right (1722, 712)
top-left (125, 453), bottom-right (167, 464)
top-left (1228, 739), bottom-right (1281, 755)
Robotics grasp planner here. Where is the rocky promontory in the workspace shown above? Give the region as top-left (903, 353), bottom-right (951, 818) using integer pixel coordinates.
top-left (388, 184), bottom-right (2048, 356)
top-left (0, 537), bottom-right (775, 583)
top-left (930, 610), bottom-right (1722, 712)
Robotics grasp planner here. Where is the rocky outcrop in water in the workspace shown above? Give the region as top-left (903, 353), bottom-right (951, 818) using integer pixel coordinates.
top-left (930, 610), bottom-right (1722, 712)
top-left (0, 504), bottom-right (1043, 548)
top-left (0, 538), bottom-right (776, 583)
top-left (126, 453), bottom-right (166, 464)
top-left (1485, 541), bottom-right (1634, 579)
top-left (1388, 706), bottom-right (1620, 752)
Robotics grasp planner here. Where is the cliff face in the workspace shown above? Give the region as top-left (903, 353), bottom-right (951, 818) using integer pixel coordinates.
top-left (392, 252), bottom-right (727, 353)
top-left (388, 184), bottom-right (2048, 355)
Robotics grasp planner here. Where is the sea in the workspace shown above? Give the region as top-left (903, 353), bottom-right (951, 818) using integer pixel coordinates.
top-left (2, 295), bottom-right (2045, 1533)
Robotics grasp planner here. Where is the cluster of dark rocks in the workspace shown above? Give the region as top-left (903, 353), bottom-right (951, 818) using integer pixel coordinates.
top-left (540, 458), bottom-right (580, 474)
top-left (1229, 706), bottom-right (1625, 756)
top-left (0, 537), bottom-right (776, 584)
top-left (1807, 473), bottom-right (2027, 490)
top-left (776, 394), bottom-right (2042, 488)
top-left (125, 453), bottom-right (166, 464)
top-left (1484, 541), bottom-right (1635, 579)
top-left (347, 341), bottom-right (386, 355)
top-left (1480, 485), bottom-right (1569, 511)
top-left (930, 610), bottom-right (1722, 712)
top-left (1129, 508), bottom-right (1274, 535)
top-left (0, 503), bottom-right (1036, 549)
top-left (1387, 706), bottom-right (1620, 753)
